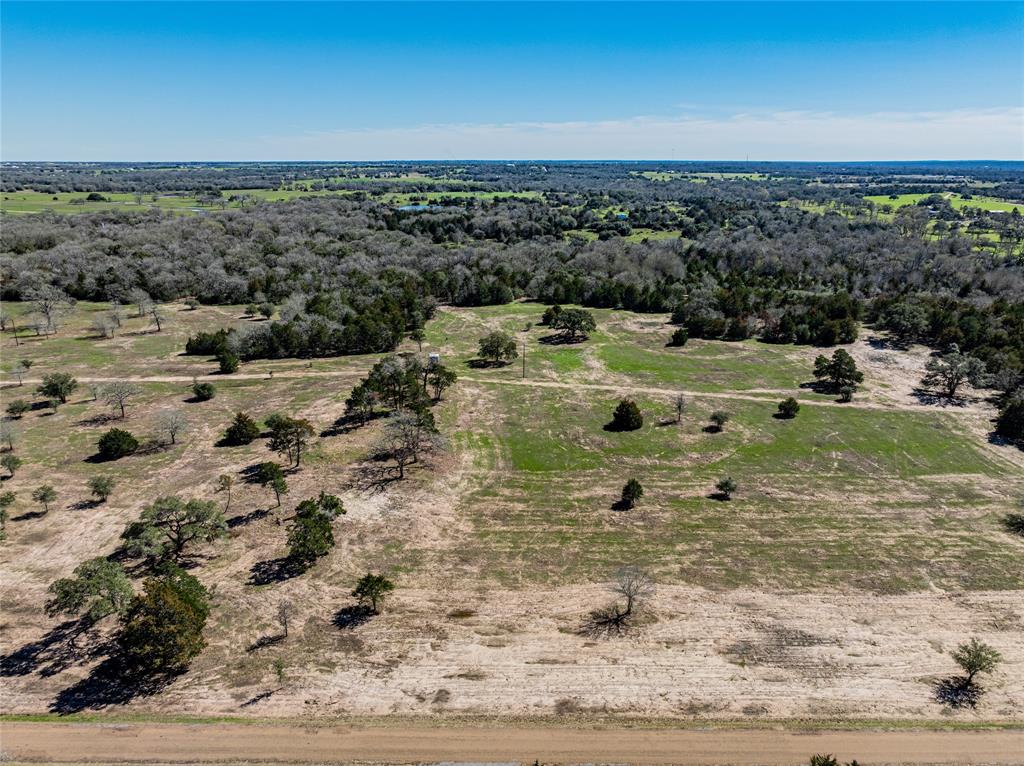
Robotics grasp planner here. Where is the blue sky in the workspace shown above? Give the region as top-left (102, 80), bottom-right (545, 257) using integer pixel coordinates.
top-left (2, 1), bottom-right (1022, 160)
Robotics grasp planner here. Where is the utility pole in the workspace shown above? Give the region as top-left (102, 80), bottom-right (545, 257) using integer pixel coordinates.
top-left (522, 337), bottom-right (526, 379)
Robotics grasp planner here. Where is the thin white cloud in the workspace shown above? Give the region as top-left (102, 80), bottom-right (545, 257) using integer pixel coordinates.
top-left (6, 107), bottom-right (1020, 161)
top-left (240, 107), bottom-right (1023, 161)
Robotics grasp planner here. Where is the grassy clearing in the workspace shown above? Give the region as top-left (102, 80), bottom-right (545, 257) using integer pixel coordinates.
top-left (865, 192), bottom-right (1023, 213)
top-left (451, 381), bottom-right (1021, 591)
top-left (1, 300), bottom-right (1021, 602)
top-left (0, 187), bottom-right (540, 215)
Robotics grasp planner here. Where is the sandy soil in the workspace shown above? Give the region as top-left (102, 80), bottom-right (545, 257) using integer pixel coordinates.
top-left (4, 721), bottom-right (1024, 765)
top-left (3, 584), bottom-right (1022, 721)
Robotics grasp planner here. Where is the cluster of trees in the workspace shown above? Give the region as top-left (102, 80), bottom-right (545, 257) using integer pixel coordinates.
top-left (5, 164), bottom-right (1020, 369)
top-left (47, 557), bottom-right (211, 675)
top-left (342, 354), bottom-right (455, 478)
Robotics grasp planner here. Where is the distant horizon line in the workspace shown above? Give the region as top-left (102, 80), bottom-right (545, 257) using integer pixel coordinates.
top-left (3, 159), bottom-right (1023, 166)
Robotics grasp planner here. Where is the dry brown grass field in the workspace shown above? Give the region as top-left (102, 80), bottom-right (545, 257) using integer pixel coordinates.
top-left (1, 300), bottom-right (1022, 725)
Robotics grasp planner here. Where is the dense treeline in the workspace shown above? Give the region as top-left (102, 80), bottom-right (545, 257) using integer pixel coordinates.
top-left (4, 160), bottom-right (1022, 199)
top-left (2, 165), bottom-right (1022, 379)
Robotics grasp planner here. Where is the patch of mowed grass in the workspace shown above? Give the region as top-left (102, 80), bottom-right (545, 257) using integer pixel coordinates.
top-left (597, 337), bottom-right (807, 392)
top-left (721, 403), bottom-right (1005, 479)
top-left (427, 303), bottom-right (617, 380)
top-left (452, 382), bottom-right (1020, 590)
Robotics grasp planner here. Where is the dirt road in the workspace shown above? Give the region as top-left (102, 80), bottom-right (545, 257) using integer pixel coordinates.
top-left (3, 721), bottom-right (1023, 765)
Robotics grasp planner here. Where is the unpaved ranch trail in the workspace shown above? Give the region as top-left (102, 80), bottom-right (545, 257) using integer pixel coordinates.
top-left (4, 721), bottom-right (1024, 765)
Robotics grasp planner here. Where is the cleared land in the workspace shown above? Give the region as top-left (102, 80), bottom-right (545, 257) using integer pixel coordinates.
top-left (864, 192), bottom-right (1023, 213)
top-left (1, 301), bottom-right (1022, 725)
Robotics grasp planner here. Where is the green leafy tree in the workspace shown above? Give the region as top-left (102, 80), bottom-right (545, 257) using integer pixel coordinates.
top-left (540, 304), bottom-right (562, 326)
top-left (951, 638), bottom-right (1002, 685)
top-left (1001, 512), bottom-right (1024, 536)
top-left (880, 302), bottom-right (928, 345)
top-left (1, 454), bottom-right (23, 478)
top-left (5, 400), bottom-right (30, 418)
top-left (117, 565), bottom-right (210, 674)
top-left (0, 491), bottom-right (15, 541)
top-left (428, 366), bottom-right (458, 401)
top-left (344, 382), bottom-right (377, 423)
top-left (255, 461), bottom-right (288, 506)
top-left (620, 478), bottom-right (644, 509)
top-left (808, 757), bottom-right (839, 766)
top-left (777, 397), bottom-right (800, 418)
top-left (352, 573), bottom-right (396, 613)
top-left (222, 412), bottom-right (261, 445)
top-left (216, 473), bottom-right (234, 512)
top-left (813, 349), bottom-right (863, 394)
top-left (37, 372), bottom-right (77, 404)
top-left (46, 557), bottom-right (133, 622)
top-left (668, 327), bottom-right (688, 347)
top-left (478, 331), bottom-right (518, 364)
top-left (287, 495), bottom-right (341, 566)
top-left (191, 381), bottom-right (216, 401)
top-left (550, 308), bottom-right (597, 340)
top-left (994, 392), bottom-right (1024, 442)
top-left (266, 414), bottom-right (316, 467)
top-left (87, 475), bottom-right (116, 502)
top-left (217, 350), bottom-right (240, 374)
top-left (921, 345), bottom-right (989, 398)
top-left (32, 485), bottom-right (57, 513)
top-left (608, 399), bottom-right (643, 431)
top-left (121, 496), bottom-right (227, 563)
top-left (709, 410), bottom-right (730, 431)
top-left (97, 428), bottom-right (139, 460)
top-left (409, 327), bottom-right (425, 351)
top-left (715, 476), bottom-right (737, 500)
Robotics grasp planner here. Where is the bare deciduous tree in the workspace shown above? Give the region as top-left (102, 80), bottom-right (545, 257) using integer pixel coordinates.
top-left (156, 408), bottom-right (188, 445)
top-left (128, 289), bottom-right (153, 318)
top-left (149, 306), bottom-right (167, 332)
top-left (104, 381), bottom-right (142, 419)
top-left (276, 599), bottom-right (296, 637)
top-left (583, 567), bottom-right (655, 636)
top-left (26, 285), bottom-right (75, 335)
top-left (92, 315), bottom-right (116, 338)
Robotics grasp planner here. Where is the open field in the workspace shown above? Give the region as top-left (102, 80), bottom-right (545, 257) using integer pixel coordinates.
top-left (864, 192), bottom-right (1023, 213)
top-left (1, 301), bottom-right (1022, 724)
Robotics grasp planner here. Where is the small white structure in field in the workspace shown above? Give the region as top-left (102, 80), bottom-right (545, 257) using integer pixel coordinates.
top-left (428, 352), bottom-right (441, 367)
